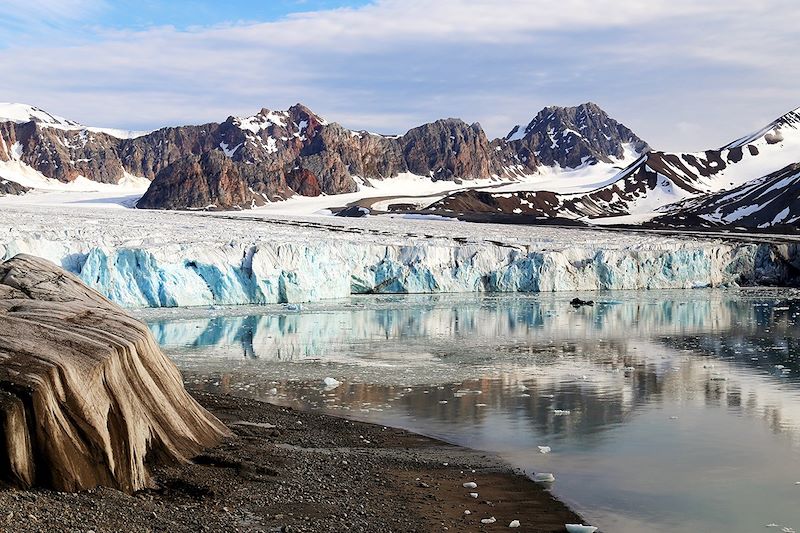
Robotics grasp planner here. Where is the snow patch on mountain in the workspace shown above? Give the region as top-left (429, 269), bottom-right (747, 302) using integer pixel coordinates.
top-left (0, 102), bottom-right (151, 139)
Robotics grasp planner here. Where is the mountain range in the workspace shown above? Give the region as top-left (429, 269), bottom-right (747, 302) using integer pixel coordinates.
top-left (0, 100), bottom-right (798, 231)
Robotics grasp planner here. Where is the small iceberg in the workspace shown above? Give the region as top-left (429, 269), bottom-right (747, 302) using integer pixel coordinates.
top-left (538, 446), bottom-right (551, 454)
top-left (323, 377), bottom-right (342, 389)
top-left (533, 472), bottom-right (555, 483)
top-left (565, 525), bottom-right (598, 533)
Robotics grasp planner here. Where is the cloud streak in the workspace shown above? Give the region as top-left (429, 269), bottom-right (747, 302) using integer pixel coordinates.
top-left (1, 0), bottom-right (798, 150)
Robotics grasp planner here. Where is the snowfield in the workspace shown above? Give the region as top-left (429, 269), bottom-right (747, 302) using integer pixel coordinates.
top-left (0, 204), bottom-right (795, 308)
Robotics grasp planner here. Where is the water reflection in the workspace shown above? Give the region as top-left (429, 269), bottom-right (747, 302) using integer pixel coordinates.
top-left (143, 290), bottom-right (800, 533)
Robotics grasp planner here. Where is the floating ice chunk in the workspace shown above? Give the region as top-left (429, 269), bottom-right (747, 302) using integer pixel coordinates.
top-left (566, 525), bottom-right (598, 533)
top-left (323, 377), bottom-right (342, 389)
top-left (564, 524), bottom-right (597, 533)
top-left (481, 517), bottom-right (497, 524)
top-left (533, 472), bottom-right (556, 483)
top-left (538, 446), bottom-right (552, 454)
top-left (463, 482), bottom-right (478, 489)
top-left (553, 409), bottom-right (571, 416)
top-left (509, 520), bottom-right (521, 528)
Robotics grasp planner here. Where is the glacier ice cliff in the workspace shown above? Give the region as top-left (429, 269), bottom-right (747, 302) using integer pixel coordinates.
top-left (0, 208), bottom-right (797, 308)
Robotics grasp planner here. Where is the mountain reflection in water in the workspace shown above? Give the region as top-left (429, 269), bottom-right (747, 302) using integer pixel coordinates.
top-left (142, 290), bottom-right (800, 533)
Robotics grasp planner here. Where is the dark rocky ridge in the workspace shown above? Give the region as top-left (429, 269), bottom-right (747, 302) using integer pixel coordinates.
top-left (429, 106), bottom-right (800, 230)
top-left (502, 102), bottom-right (650, 170)
top-left (0, 102), bottom-right (648, 210)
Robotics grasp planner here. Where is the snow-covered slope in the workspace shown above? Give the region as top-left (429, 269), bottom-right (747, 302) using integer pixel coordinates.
top-left (0, 206), bottom-right (795, 308)
top-left (654, 163), bottom-right (800, 229)
top-left (0, 103), bottom-right (150, 139)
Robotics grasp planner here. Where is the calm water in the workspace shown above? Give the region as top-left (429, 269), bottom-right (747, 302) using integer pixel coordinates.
top-left (138, 290), bottom-right (800, 533)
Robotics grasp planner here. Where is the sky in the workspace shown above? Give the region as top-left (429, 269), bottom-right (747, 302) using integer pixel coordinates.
top-left (1, 0), bottom-right (799, 151)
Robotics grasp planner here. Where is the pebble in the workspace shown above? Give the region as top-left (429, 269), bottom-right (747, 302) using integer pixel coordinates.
top-left (462, 482), bottom-right (478, 489)
top-left (469, 492), bottom-right (479, 498)
top-left (481, 517), bottom-right (497, 524)
top-left (509, 520), bottom-right (521, 528)
top-left (463, 510), bottom-right (471, 515)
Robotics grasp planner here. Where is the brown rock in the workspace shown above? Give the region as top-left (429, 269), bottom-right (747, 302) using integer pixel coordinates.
top-left (0, 254), bottom-right (230, 493)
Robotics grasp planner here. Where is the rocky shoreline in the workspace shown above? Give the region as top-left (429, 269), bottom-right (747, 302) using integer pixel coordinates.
top-left (0, 390), bottom-right (586, 533)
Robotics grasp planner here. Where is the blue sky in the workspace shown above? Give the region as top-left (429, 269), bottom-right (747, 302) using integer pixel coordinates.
top-left (94, 1), bottom-right (372, 31)
top-left (1, 0), bottom-right (798, 150)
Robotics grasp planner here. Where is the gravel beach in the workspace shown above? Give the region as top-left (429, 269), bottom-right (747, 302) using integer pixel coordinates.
top-left (0, 390), bottom-right (585, 532)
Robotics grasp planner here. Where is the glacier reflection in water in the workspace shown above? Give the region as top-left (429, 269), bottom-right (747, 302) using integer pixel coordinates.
top-left (141, 290), bottom-right (800, 533)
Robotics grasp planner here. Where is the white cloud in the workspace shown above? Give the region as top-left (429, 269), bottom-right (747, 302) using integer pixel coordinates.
top-left (1, 0), bottom-right (798, 150)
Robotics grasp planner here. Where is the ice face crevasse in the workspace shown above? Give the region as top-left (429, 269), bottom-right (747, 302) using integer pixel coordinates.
top-left (1, 233), bottom-right (796, 308)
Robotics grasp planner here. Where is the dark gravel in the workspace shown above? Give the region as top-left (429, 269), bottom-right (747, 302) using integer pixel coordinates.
top-left (0, 391), bottom-right (585, 532)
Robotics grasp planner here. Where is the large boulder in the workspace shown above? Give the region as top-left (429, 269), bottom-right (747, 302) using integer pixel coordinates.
top-left (0, 254), bottom-right (230, 493)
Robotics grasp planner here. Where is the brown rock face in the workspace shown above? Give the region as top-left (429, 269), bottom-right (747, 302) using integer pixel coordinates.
top-left (401, 119), bottom-right (499, 180)
top-left (286, 168), bottom-right (322, 197)
top-left (0, 121), bottom-right (126, 184)
top-left (137, 151), bottom-right (269, 210)
top-left (0, 254), bottom-right (230, 493)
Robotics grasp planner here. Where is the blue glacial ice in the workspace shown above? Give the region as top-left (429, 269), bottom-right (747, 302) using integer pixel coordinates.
top-left (1, 210), bottom-right (797, 308)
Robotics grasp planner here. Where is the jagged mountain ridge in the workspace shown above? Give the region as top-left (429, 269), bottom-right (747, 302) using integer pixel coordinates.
top-left (0, 102), bottom-right (648, 209)
top-left (429, 106), bottom-right (800, 228)
top-left (502, 102), bottom-right (649, 169)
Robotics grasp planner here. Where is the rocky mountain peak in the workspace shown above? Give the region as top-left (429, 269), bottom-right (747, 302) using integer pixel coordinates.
top-left (287, 103), bottom-right (328, 126)
top-left (503, 102), bottom-right (649, 169)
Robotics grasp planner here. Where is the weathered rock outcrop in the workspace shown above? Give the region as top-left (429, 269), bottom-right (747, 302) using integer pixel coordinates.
top-left (0, 254), bottom-right (230, 493)
top-left (0, 179), bottom-right (27, 196)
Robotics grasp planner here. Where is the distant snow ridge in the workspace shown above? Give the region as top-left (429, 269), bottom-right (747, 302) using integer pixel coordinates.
top-left (0, 102), bottom-right (150, 139)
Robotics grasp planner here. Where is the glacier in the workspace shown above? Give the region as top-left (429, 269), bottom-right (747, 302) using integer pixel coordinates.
top-left (0, 206), bottom-right (797, 308)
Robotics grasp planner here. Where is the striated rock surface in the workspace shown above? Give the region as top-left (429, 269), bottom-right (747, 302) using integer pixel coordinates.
top-left (0, 254), bottom-right (230, 493)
